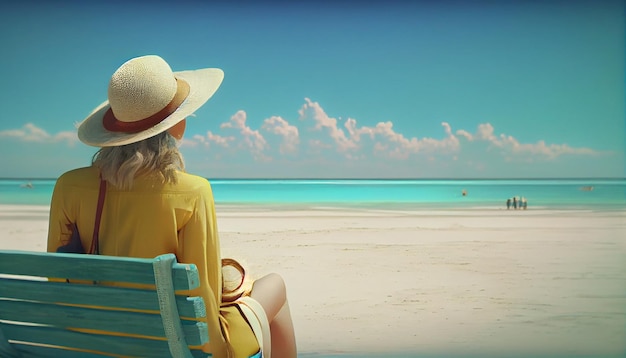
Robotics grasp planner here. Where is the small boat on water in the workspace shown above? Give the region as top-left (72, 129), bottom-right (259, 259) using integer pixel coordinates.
top-left (579, 186), bottom-right (594, 191)
top-left (20, 182), bottom-right (34, 189)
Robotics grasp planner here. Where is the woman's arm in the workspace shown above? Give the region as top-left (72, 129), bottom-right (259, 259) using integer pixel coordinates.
top-left (47, 175), bottom-right (73, 253)
top-left (178, 181), bottom-right (231, 356)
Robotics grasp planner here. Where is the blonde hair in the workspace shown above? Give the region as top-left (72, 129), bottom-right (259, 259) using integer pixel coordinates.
top-left (93, 132), bottom-right (185, 190)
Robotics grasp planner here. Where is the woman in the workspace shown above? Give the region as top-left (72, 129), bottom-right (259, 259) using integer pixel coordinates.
top-left (46, 55), bottom-right (296, 358)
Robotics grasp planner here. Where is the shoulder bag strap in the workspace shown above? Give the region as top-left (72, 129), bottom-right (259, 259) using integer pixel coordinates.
top-left (89, 177), bottom-right (107, 255)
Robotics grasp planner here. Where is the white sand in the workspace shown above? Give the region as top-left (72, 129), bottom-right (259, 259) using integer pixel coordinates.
top-left (1, 204), bottom-right (625, 357)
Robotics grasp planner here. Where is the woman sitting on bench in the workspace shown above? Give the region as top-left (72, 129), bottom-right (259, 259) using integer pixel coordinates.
top-left (47, 55), bottom-right (297, 358)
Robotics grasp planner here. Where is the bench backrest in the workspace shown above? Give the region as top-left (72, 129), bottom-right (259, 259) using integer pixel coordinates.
top-left (0, 250), bottom-right (209, 358)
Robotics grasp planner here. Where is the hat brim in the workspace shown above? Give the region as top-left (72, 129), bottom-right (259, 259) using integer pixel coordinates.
top-left (77, 68), bottom-right (224, 147)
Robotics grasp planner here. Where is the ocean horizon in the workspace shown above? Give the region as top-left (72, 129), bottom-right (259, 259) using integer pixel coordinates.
top-left (1, 178), bottom-right (624, 210)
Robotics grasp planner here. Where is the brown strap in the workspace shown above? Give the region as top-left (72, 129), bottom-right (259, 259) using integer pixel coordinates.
top-left (89, 178), bottom-right (107, 255)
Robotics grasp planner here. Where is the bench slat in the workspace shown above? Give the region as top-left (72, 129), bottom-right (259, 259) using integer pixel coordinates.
top-left (12, 343), bottom-right (214, 358)
top-left (0, 278), bottom-right (206, 319)
top-left (0, 251), bottom-right (199, 291)
top-left (0, 324), bottom-right (21, 358)
top-left (0, 300), bottom-right (207, 346)
top-left (12, 342), bottom-right (213, 358)
top-left (1, 322), bottom-right (191, 358)
top-left (10, 343), bottom-right (116, 358)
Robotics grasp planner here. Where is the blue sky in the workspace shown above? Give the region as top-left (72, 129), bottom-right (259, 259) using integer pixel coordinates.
top-left (0, 0), bottom-right (623, 179)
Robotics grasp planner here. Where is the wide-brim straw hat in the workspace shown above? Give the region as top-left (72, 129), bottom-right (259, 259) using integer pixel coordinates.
top-left (78, 55), bottom-right (224, 147)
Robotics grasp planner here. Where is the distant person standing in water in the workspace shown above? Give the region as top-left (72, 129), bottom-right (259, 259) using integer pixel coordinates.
top-left (506, 198), bottom-right (511, 210)
top-left (512, 196), bottom-right (518, 209)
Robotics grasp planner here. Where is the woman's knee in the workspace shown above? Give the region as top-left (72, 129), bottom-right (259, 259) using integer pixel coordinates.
top-left (255, 273), bottom-right (286, 299)
top-left (251, 273), bottom-right (288, 318)
top-left (266, 273), bottom-right (286, 294)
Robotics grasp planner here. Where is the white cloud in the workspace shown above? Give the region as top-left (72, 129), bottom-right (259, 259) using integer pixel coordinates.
top-left (181, 131), bottom-right (236, 149)
top-left (296, 99), bottom-right (603, 163)
top-left (262, 116), bottom-right (299, 154)
top-left (455, 129), bottom-right (473, 141)
top-left (0, 101), bottom-right (604, 172)
top-left (220, 110), bottom-right (269, 161)
top-left (298, 98), bottom-right (358, 152)
top-left (457, 123), bottom-right (600, 159)
top-left (0, 123), bottom-right (78, 146)
top-left (207, 131), bottom-right (235, 148)
top-left (298, 98), bottom-right (461, 159)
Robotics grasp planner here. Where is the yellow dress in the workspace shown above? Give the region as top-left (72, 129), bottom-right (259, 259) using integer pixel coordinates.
top-left (47, 166), bottom-right (259, 358)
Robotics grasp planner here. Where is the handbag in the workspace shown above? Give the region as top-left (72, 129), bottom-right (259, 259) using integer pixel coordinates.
top-left (56, 178), bottom-right (107, 255)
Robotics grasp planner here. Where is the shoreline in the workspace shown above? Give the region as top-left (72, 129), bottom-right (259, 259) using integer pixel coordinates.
top-left (0, 204), bottom-right (625, 356)
top-left (1, 202), bottom-right (625, 212)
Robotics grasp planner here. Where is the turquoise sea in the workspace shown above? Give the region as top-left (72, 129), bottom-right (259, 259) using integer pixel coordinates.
top-left (0, 178), bottom-right (624, 210)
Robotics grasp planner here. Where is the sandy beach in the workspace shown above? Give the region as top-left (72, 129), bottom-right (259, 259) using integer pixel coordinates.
top-left (1, 204), bottom-right (625, 357)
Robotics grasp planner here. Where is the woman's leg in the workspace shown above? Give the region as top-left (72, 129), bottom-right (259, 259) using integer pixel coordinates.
top-left (250, 273), bottom-right (297, 358)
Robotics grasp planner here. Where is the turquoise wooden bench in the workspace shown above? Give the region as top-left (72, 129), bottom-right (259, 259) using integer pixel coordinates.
top-left (0, 250), bottom-right (262, 358)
